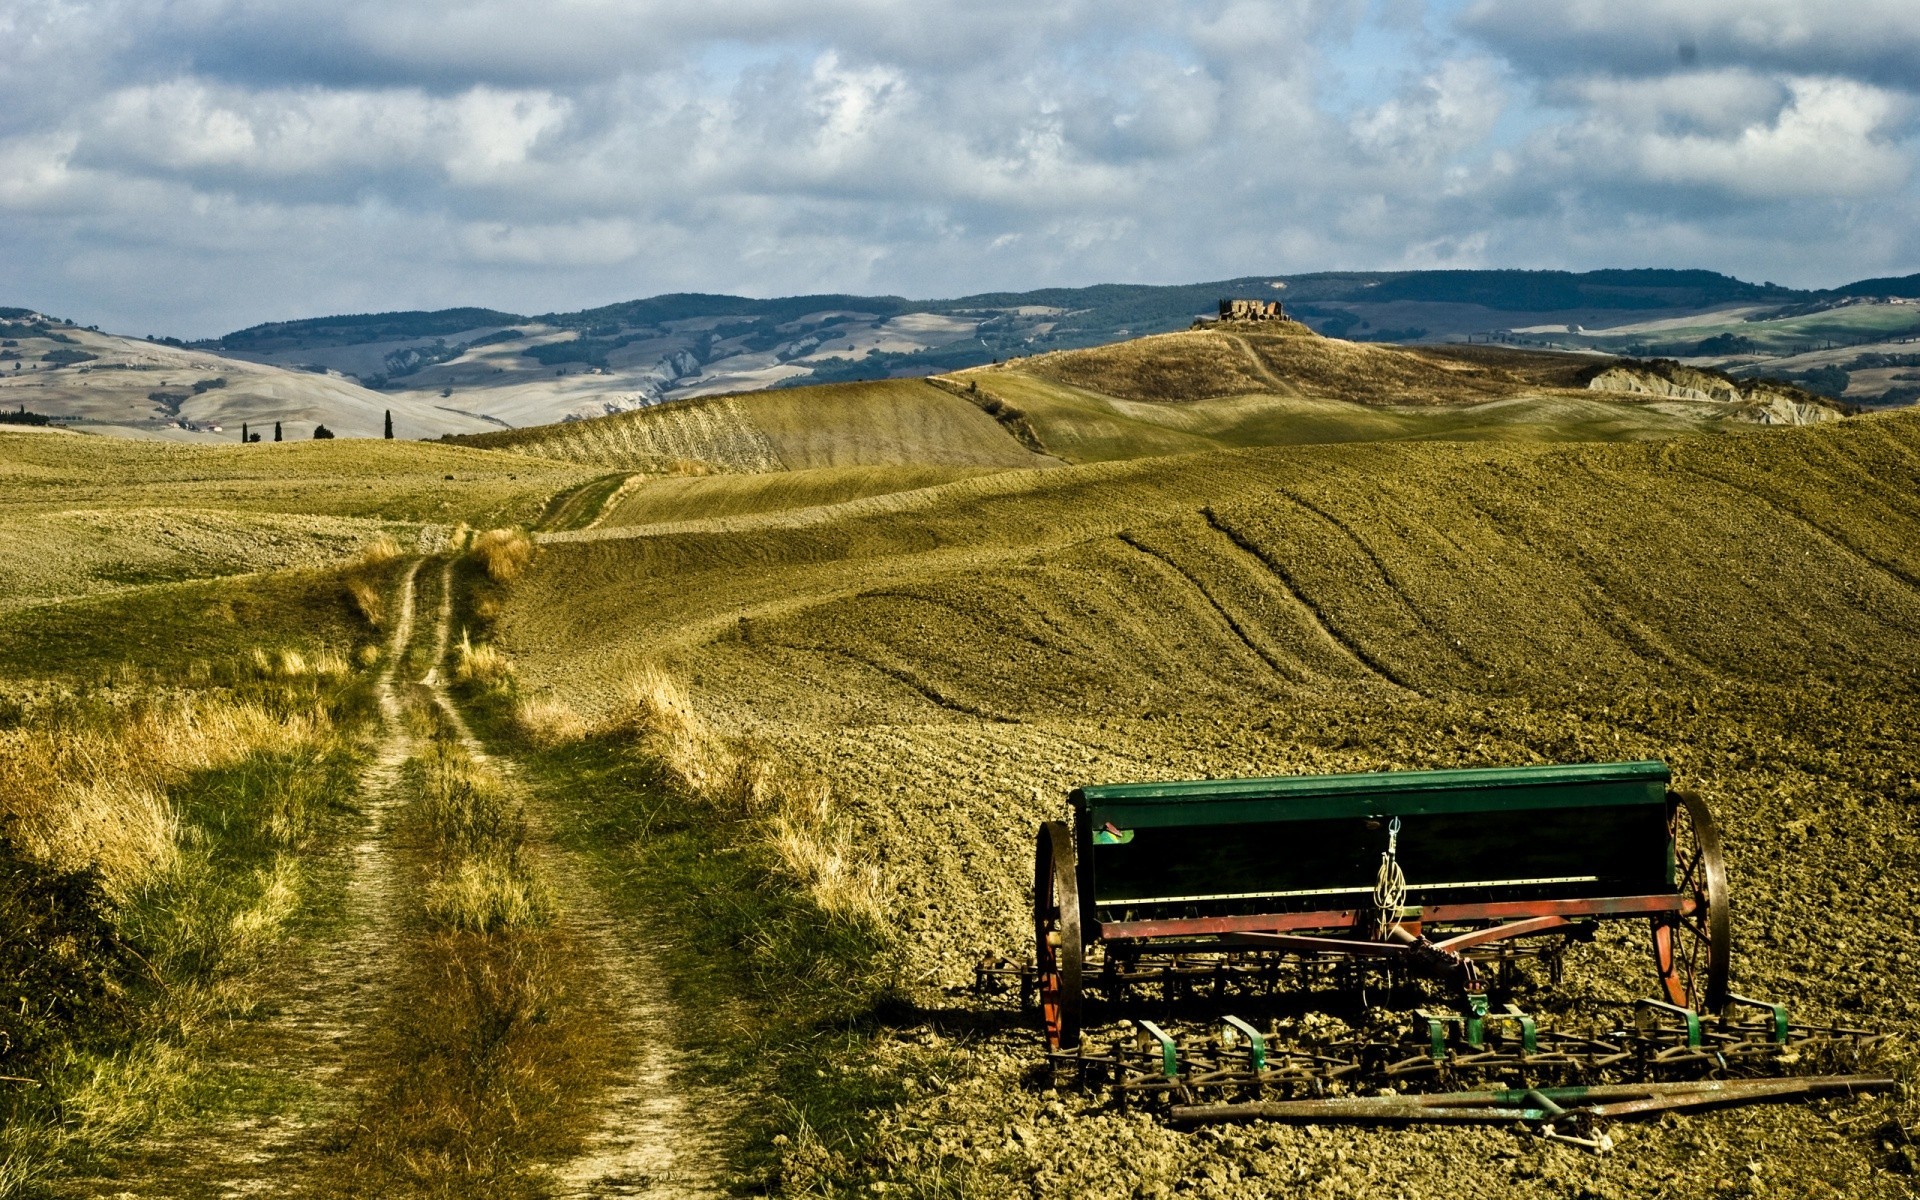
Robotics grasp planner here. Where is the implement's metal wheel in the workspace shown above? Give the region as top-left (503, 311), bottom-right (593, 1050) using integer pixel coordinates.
top-left (1034, 821), bottom-right (1083, 1050)
top-left (1653, 789), bottom-right (1731, 1013)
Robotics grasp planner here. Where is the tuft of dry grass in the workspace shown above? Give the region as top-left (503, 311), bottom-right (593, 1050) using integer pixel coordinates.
top-left (424, 856), bottom-right (551, 934)
top-left (355, 532), bottom-right (404, 566)
top-left (344, 576), bottom-right (385, 629)
top-left (763, 776), bottom-right (887, 930)
top-left (472, 527), bottom-right (535, 583)
top-left (611, 666), bottom-right (886, 928)
top-left (453, 630), bottom-right (514, 690)
top-left (342, 532), bottom-right (405, 629)
top-left (613, 666), bottom-right (735, 797)
top-left (0, 692), bottom-right (330, 901)
top-left (513, 695), bottom-right (589, 748)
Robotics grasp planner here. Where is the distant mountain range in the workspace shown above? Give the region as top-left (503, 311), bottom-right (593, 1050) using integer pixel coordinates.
top-left (7, 269), bottom-right (1919, 442)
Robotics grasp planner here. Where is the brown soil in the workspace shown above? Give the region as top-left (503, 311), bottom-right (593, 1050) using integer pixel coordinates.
top-left (498, 410), bottom-right (1920, 1196)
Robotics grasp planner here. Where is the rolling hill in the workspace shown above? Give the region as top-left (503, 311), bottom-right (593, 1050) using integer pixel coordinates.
top-left (1, 285), bottom-right (1916, 1199)
top-left (10, 269), bottom-right (1920, 439)
top-left (457, 321), bottom-right (1842, 490)
top-left (491, 389), bottom-right (1920, 1198)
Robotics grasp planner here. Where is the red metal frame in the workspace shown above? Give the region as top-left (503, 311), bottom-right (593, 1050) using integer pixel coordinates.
top-left (1095, 892), bottom-right (1689, 945)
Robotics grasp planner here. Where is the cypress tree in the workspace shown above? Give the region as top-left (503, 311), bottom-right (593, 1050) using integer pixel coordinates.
top-left (384, 409), bottom-right (394, 439)
top-left (273, 421), bottom-right (282, 442)
top-left (241, 421), bottom-right (248, 443)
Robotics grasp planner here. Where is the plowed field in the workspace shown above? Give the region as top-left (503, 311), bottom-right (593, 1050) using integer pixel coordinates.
top-left (497, 410), bottom-right (1920, 1196)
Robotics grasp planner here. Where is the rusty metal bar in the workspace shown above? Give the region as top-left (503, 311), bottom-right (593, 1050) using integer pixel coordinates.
top-left (1431, 914), bottom-right (1572, 953)
top-left (1099, 893), bottom-right (1682, 942)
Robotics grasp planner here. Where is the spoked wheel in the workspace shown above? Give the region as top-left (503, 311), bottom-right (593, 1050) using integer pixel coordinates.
top-left (1033, 821), bottom-right (1083, 1050)
top-left (1652, 789), bottom-right (1731, 1013)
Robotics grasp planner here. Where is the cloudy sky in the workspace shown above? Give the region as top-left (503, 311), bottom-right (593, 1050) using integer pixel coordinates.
top-left (3, 0), bottom-right (1917, 336)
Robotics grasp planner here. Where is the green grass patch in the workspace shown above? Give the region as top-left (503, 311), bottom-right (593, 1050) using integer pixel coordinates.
top-left (534, 472), bottom-right (631, 531)
top-left (456, 657), bottom-right (915, 1193)
top-left (0, 559), bottom-right (404, 684)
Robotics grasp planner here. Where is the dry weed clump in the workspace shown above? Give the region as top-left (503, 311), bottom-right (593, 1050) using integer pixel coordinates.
top-left (343, 532), bottom-right (404, 629)
top-left (412, 737), bottom-right (549, 934)
top-left (762, 774), bottom-right (887, 930)
top-left (356, 532), bottom-right (404, 566)
top-left (473, 527), bottom-right (535, 583)
top-left (513, 695), bottom-right (590, 748)
top-left (614, 666), bottom-right (736, 796)
top-left (453, 631), bottom-right (514, 689)
top-left (616, 667), bottom-right (885, 928)
top-left (424, 857), bottom-right (550, 934)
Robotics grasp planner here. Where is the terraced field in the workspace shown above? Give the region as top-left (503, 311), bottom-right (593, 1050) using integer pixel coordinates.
top-left (460, 381), bottom-right (1056, 474)
top-left (496, 408), bottom-right (1920, 1197)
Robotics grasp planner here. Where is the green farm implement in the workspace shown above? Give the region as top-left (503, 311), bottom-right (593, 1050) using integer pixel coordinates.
top-left (978, 760), bottom-right (1900, 1145)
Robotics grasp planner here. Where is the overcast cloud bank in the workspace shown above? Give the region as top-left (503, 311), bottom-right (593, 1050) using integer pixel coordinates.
top-left (1, 0), bottom-right (1915, 335)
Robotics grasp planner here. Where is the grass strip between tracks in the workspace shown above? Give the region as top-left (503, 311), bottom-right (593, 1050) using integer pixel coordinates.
top-left (448, 530), bottom-right (933, 1193)
top-left (311, 701), bottom-right (612, 1200)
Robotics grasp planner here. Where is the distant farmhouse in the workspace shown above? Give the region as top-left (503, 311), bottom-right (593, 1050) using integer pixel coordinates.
top-left (1218, 298), bottom-right (1286, 322)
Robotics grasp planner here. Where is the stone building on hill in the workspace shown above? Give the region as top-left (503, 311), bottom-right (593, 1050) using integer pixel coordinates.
top-left (1219, 298), bottom-right (1286, 321)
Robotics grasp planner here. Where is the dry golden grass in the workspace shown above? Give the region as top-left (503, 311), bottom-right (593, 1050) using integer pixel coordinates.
top-left (763, 777), bottom-right (887, 930)
top-left (0, 430), bottom-right (594, 527)
top-left (343, 575), bottom-right (385, 628)
top-left (595, 463), bottom-right (1017, 529)
top-left (354, 532), bottom-right (404, 566)
top-left (452, 631), bottom-right (514, 688)
top-left (0, 689), bottom-right (331, 900)
top-left (611, 666), bottom-right (885, 926)
top-left (424, 856), bottom-right (551, 934)
top-left (455, 381), bottom-right (1049, 474)
top-left (472, 527), bottom-right (534, 583)
top-left (512, 695), bottom-right (590, 748)
top-left (612, 666), bottom-right (735, 796)
top-left (998, 323), bottom-right (1554, 408)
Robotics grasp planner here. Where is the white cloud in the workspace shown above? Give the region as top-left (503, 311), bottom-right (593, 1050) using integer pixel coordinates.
top-left (1, 0), bottom-right (1917, 334)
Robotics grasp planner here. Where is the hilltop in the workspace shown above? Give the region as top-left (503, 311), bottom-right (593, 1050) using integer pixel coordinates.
top-left (456, 320), bottom-right (1842, 479)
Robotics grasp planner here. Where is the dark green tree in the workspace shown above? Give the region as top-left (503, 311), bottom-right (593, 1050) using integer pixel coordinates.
top-left (384, 409), bottom-right (394, 439)
top-left (313, 424), bottom-right (335, 439)
top-left (241, 421), bottom-right (248, 443)
top-left (273, 421), bottom-right (282, 442)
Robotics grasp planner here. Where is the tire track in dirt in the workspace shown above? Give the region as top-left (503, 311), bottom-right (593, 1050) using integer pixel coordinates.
top-left (1198, 506), bottom-right (1418, 692)
top-left (420, 559), bottom-right (722, 1199)
top-left (1115, 529), bottom-right (1292, 676)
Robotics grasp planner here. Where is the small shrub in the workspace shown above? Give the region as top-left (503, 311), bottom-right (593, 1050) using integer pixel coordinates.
top-left (472, 528), bottom-right (534, 583)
